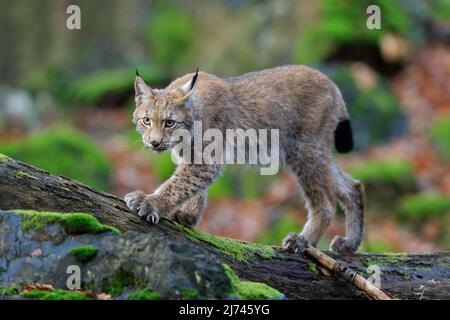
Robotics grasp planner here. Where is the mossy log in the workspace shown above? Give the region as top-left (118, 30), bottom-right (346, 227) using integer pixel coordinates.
top-left (1, 154), bottom-right (449, 300)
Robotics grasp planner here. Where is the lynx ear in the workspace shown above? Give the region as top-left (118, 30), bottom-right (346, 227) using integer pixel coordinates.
top-left (178, 67), bottom-right (199, 103)
top-left (134, 70), bottom-right (153, 105)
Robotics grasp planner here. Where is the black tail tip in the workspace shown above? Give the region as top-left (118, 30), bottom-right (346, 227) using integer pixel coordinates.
top-left (334, 119), bottom-right (354, 153)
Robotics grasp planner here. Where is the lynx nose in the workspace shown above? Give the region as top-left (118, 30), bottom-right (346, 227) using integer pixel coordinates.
top-left (150, 141), bottom-right (161, 148)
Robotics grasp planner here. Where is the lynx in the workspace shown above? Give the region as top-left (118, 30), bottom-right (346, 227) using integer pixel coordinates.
top-left (124, 65), bottom-right (365, 254)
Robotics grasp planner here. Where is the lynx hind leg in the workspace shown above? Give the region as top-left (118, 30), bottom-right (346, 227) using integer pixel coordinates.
top-left (282, 158), bottom-right (336, 253)
top-left (330, 165), bottom-right (365, 253)
top-left (170, 192), bottom-right (207, 227)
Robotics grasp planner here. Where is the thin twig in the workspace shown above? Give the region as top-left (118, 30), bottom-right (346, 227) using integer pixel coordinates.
top-left (305, 246), bottom-right (394, 300)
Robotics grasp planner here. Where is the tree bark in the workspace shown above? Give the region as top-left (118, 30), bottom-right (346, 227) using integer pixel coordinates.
top-left (0, 155), bottom-right (449, 300)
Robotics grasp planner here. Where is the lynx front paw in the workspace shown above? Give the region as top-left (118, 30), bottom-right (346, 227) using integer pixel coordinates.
top-left (330, 236), bottom-right (359, 254)
top-left (124, 190), bottom-right (146, 212)
top-left (281, 233), bottom-right (309, 254)
top-left (124, 191), bottom-right (161, 224)
top-left (136, 195), bottom-right (161, 224)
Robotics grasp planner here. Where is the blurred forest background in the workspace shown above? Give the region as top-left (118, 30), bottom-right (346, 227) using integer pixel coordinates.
top-left (0, 0), bottom-right (449, 253)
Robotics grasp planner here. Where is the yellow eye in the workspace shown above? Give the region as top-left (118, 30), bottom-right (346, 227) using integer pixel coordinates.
top-left (165, 119), bottom-right (175, 128)
top-left (142, 117), bottom-right (151, 126)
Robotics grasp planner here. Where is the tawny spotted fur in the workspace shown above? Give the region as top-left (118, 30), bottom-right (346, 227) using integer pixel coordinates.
top-left (124, 65), bottom-right (365, 254)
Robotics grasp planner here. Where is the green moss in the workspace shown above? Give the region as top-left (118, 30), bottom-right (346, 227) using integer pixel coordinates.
top-left (71, 246), bottom-right (98, 263)
top-left (396, 193), bottom-right (450, 223)
top-left (101, 267), bottom-right (136, 296)
top-left (12, 210), bottom-right (119, 235)
top-left (126, 288), bottom-right (161, 300)
top-left (166, 220), bottom-right (275, 263)
top-left (308, 262), bottom-right (318, 274)
top-left (0, 285), bottom-right (21, 297)
top-left (0, 153), bottom-right (9, 162)
top-left (360, 241), bottom-right (396, 253)
top-left (0, 127), bottom-right (112, 190)
top-left (180, 288), bottom-right (199, 299)
top-left (365, 252), bottom-right (409, 267)
top-left (222, 264), bottom-right (283, 300)
top-left (21, 289), bottom-right (90, 300)
top-left (429, 116), bottom-right (450, 159)
top-left (16, 170), bottom-right (37, 180)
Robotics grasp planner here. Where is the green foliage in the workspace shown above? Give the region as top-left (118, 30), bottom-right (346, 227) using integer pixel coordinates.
top-left (396, 193), bottom-right (450, 223)
top-left (143, 5), bottom-right (195, 70)
top-left (149, 151), bottom-right (177, 182)
top-left (166, 220), bottom-right (275, 263)
top-left (294, 0), bottom-right (411, 63)
top-left (14, 210), bottom-right (119, 235)
top-left (350, 159), bottom-right (415, 185)
top-left (349, 159), bottom-right (418, 206)
top-left (126, 288), bottom-right (161, 300)
top-left (21, 289), bottom-right (90, 300)
top-left (429, 116), bottom-right (450, 159)
top-left (431, 0), bottom-right (450, 20)
top-left (71, 246), bottom-right (98, 263)
top-left (326, 66), bottom-right (405, 149)
top-left (222, 264), bottom-right (283, 300)
top-left (0, 127), bottom-right (112, 190)
top-left (257, 215), bottom-right (303, 246)
top-left (209, 166), bottom-right (275, 200)
top-left (65, 65), bottom-right (164, 105)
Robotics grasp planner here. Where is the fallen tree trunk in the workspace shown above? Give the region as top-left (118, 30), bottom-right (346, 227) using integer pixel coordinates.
top-left (0, 154), bottom-right (449, 300)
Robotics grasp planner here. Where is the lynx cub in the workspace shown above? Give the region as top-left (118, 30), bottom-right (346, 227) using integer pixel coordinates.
top-left (124, 65), bottom-right (365, 254)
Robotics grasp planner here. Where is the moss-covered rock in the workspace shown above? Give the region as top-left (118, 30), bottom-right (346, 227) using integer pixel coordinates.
top-left (71, 246), bottom-right (98, 263)
top-left (0, 210), bottom-right (233, 300)
top-left (13, 209), bottom-right (119, 235)
top-left (222, 264), bottom-right (284, 300)
top-left (0, 127), bottom-right (112, 190)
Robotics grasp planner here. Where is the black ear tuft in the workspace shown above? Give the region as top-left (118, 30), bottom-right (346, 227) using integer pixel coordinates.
top-left (135, 68), bottom-right (140, 77)
top-left (190, 67), bottom-right (199, 91)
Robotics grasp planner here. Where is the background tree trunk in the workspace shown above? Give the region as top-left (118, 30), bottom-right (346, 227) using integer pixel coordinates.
top-left (0, 154), bottom-right (449, 300)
